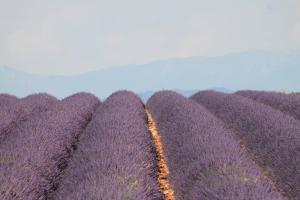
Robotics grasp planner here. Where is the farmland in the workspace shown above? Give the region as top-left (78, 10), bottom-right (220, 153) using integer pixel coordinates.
top-left (0, 90), bottom-right (299, 200)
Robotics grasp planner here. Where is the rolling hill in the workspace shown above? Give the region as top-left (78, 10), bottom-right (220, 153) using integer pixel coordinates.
top-left (1, 49), bottom-right (299, 99)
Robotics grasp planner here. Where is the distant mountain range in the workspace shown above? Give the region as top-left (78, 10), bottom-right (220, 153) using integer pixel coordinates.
top-left (1, 49), bottom-right (299, 100)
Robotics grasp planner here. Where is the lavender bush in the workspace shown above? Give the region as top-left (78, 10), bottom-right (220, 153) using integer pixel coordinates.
top-left (0, 94), bottom-right (18, 107)
top-left (0, 92), bottom-right (100, 200)
top-left (236, 90), bottom-right (300, 121)
top-left (147, 91), bottom-right (284, 200)
top-left (51, 91), bottom-right (162, 200)
top-left (0, 93), bottom-right (58, 141)
top-left (191, 90), bottom-right (300, 199)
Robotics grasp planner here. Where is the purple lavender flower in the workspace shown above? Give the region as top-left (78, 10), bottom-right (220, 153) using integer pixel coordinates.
top-left (0, 92), bottom-right (100, 200)
top-left (147, 91), bottom-right (284, 200)
top-left (191, 90), bottom-right (300, 199)
top-left (52, 91), bottom-right (162, 200)
top-left (236, 90), bottom-right (300, 121)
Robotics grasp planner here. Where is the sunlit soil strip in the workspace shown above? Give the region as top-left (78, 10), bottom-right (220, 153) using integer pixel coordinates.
top-left (145, 109), bottom-right (175, 200)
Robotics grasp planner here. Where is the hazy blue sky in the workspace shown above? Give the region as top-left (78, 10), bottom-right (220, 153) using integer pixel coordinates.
top-left (0, 0), bottom-right (300, 75)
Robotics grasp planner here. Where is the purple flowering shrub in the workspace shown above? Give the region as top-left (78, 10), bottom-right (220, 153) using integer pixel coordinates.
top-left (52, 91), bottom-right (162, 200)
top-left (191, 90), bottom-right (300, 199)
top-left (0, 94), bottom-right (18, 107)
top-left (0, 92), bottom-right (100, 200)
top-left (236, 90), bottom-right (300, 121)
top-left (147, 91), bottom-right (284, 200)
top-left (0, 93), bottom-right (58, 141)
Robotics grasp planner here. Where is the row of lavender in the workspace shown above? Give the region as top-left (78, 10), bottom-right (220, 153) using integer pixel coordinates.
top-left (147, 91), bottom-right (286, 200)
top-left (191, 91), bottom-right (300, 199)
top-left (1, 89), bottom-right (299, 200)
top-left (236, 90), bottom-right (300, 121)
top-left (0, 93), bottom-right (57, 141)
top-left (0, 93), bottom-right (100, 199)
top-left (0, 92), bottom-right (162, 200)
top-left (52, 91), bottom-right (162, 200)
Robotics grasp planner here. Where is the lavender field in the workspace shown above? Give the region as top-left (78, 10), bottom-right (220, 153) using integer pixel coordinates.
top-left (0, 90), bottom-right (299, 200)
